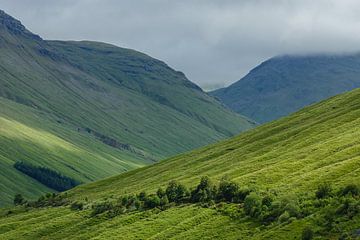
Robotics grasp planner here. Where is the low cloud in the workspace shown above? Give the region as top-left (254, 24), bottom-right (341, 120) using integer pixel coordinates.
top-left (1, 0), bottom-right (360, 87)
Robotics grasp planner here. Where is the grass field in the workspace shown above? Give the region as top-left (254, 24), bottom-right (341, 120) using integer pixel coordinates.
top-left (1, 85), bottom-right (360, 239)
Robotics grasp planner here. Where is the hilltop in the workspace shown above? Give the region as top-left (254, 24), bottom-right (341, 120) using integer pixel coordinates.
top-left (211, 54), bottom-right (360, 123)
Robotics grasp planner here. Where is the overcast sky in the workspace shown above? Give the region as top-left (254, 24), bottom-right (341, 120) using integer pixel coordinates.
top-left (1, 0), bottom-right (360, 89)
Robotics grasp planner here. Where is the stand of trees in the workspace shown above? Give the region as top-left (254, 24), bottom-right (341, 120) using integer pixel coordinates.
top-left (84, 177), bottom-right (360, 239)
top-left (14, 161), bottom-right (80, 191)
top-left (13, 176), bottom-right (360, 240)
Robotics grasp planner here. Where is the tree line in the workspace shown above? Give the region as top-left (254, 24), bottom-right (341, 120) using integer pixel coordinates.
top-left (14, 161), bottom-right (80, 191)
top-left (13, 176), bottom-right (360, 240)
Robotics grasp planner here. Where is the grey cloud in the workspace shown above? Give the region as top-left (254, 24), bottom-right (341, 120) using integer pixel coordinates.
top-left (1, 0), bottom-right (360, 88)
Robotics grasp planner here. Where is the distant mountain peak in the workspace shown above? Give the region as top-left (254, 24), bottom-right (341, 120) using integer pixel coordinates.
top-left (0, 9), bottom-right (42, 41)
top-left (211, 53), bottom-right (360, 123)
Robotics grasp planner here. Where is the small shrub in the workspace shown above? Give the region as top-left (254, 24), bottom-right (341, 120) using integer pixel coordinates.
top-left (156, 188), bottom-right (166, 198)
top-left (120, 196), bottom-right (129, 206)
top-left (301, 226), bottom-right (314, 240)
top-left (217, 178), bottom-right (239, 202)
top-left (91, 201), bottom-right (113, 216)
top-left (340, 184), bottom-right (359, 197)
top-left (160, 196), bottom-right (169, 208)
top-left (338, 232), bottom-right (351, 240)
top-left (283, 201), bottom-right (300, 218)
top-left (70, 201), bottom-right (84, 211)
top-left (138, 191), bottom-right (147, 201)
top-left (336, 196), bottom-right (359, 218)
top-left (244, 192), bottom-right (262, 218)
top-left (144, 195), bottom-right (161, 209)
top-left (323, 207), bottom-right (336, 230)
top-left (126, 195), bottom-right (138, 210)
top-left (278, 211), bottom-right (290, 223)
top-left (134, 199), bottom-right (142, 210)
top-left (262, 195), bottom-right (273, 207)
top-left (14, 194), bottom-right (26, 206)
top-left (234, 187), bottom-right (251, 203)
top-left (316, 183), bottom-right (332, 199)
top-left (107, 205), bottom-right (126, 218)
top-left (29, 193), bottom-right (68, 208)
top-left (280, 195), bottom-right (300, 218)
top-left (191, 176), bottom-right (216, 203)
top-left (165, 180), bottom-right (189, 203)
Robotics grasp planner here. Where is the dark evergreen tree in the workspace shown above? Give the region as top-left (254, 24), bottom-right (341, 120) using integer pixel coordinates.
top-left (191, 176), bottom-right (216, 203)
top-left (165, 180), bottom-right (189, 203)
top-left (316, 183), bottom-right (332, 199)
top-left (144, 195), bottom-right (161, 209)
top-left (217, 177), bottom-right (239, 202)
top-left (13, 194), bottom-right (25, 205)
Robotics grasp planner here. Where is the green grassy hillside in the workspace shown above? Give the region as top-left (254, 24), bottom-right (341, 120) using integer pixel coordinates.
top-left (2, 83), bottom-right (360, 239)
top-left (0, 10), bottom-right (254, 205)
top-left (0, 97), bottom-right (148, 205)
top-left (69, 84), bottom-right (360, 201)
top-left (211, 54), bottom-right (360, 123)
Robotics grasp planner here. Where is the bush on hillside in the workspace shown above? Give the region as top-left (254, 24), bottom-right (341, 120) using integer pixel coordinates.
top-left (70, 201), bottom-right (84, 211)
top-left (91, 201), bottom-right (113, 216)
top-left (244, 192), bottom-right (262, 218)
top-left (261, 195), bottom-right (273, 208)
top-left (278, 210), bottom-right (290, 223)
top-left (322, 207), bottom-right (336, 230)
top-left (336, 196), bottom-right (359, 219)
top-left (138, 191), bottom-right (147, 201)
top-left (190, 176), bottom-right (216, 203)
top-left (30, 193), bottom-right (69, 208)
top-left (13, 194), bottom-right (26, 206)
top-left (301, 226), bottom-right (314, 240)
top-left (144, 195), bottom-right (161, 209)
top-left (339, 184), bottom-right (359, 197)
top-left (165, 180), bottom-right (189, 203)
top-left (217, 177), bottom-right (239, 202)
top-left (160, 195), bottom-right (169, 208)
top-left (316, 183), bottom-right (332, 199)
top-left (235, 187), bottom-right (252, 203)
top-left (156, 188), bottom-right (166, 198)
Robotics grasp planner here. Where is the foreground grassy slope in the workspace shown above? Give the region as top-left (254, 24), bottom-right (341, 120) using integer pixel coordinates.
top-left (1, 205), bottom-right (359, 240)
top-left (0, 10), bottom-right (254, 205)
top-left (2, 85), bottom-right (360, 239)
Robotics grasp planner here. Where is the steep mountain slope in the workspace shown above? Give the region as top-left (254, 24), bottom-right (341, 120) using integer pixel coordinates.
top-left (0, 10), bottom-right (254, 205)
top-left (0, 97), bottom-right (147, 205)
top-left (211, 54), bottom-right (360, 123)
top-left (2, 80), bottom-right (360, 239)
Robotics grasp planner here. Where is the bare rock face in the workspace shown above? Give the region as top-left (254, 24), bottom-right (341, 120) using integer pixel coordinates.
top-left (0, 9), bottom-right (42, 40)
